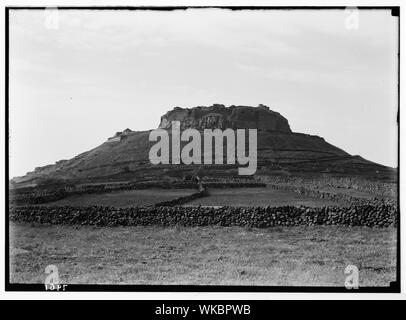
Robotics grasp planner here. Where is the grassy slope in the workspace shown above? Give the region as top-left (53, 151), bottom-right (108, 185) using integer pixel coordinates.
top-left (16, 128), bottom-right (385, 186)
top-left (10, 223), bottom-right (396, 286)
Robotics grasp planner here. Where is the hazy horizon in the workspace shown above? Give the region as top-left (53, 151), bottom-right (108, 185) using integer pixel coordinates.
top-left (9, 8), bottom-right (398, 178)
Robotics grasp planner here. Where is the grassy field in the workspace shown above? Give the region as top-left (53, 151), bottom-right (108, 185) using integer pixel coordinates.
top-left (43, 188), bottom-right (196, 207)
top-left (36, 187), bottom-right (345, 208)
top-left (10, 222), bottom-right (396, 286)
top-left (259, 175), bottom-right (398, 200)
top-left (184, 188), bottom-right (346, 207)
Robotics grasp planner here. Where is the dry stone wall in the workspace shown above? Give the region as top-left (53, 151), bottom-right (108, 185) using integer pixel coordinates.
top-left (10, 204), bottom-right (397, 228)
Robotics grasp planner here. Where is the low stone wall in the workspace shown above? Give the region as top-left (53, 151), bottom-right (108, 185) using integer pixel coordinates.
top-left (267, 183), bottom-right (397, 206)
top-left (9, 204), bottom-right (397, 228)
top-left (10, 190), bottom-right (69, 205)
top-left (154, 190), bottom-right (209, 207)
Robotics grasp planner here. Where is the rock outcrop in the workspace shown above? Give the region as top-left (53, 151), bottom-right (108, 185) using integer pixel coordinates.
top-left (158, 104), bottom-right (292, 132)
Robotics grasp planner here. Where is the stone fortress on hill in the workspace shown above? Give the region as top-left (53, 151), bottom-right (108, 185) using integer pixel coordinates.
top-left (158, 104), bottom-right (292, 131)
top-left (107, 104), bottom-right (291, 143)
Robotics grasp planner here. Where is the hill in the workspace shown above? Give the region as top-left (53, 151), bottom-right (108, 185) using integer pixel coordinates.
top-left (11, 104), bottom-right (396, 188)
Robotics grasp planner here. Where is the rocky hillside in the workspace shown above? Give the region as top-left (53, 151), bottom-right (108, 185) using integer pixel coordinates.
top-left (11, 104), bottom-right (396, 188)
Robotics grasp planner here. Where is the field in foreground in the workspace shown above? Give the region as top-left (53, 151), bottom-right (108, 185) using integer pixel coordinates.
top-left (10, 222), bottom-right (397, 287)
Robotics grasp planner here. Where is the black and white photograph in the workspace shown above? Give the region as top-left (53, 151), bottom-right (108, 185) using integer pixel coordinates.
top-left (5, 5), bottom-right (400, 293)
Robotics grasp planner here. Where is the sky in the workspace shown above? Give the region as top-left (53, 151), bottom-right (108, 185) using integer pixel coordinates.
top-left (9, 8), bottom-right (399, 178)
